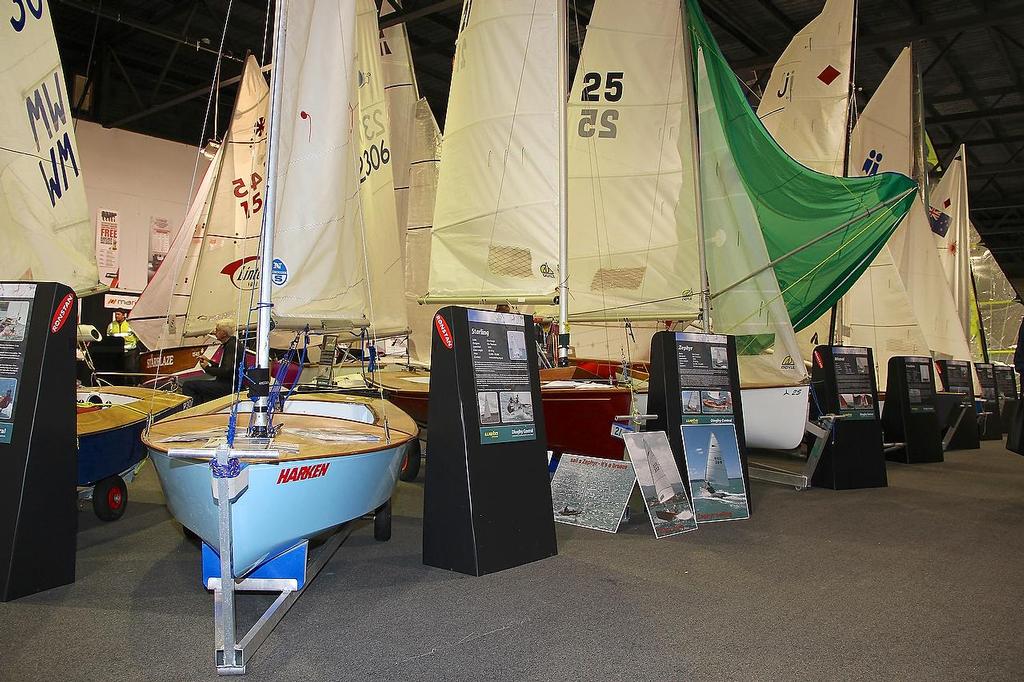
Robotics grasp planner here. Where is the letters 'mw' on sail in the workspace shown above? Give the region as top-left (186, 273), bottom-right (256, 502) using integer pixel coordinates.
top-left (1, 2), bottom-right (98, 292)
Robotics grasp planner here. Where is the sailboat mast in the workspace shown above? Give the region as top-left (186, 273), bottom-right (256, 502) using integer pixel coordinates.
top-left (679, 1), bottom-right (712, 332)
top-left (556, 0), bottom-right (570, 366)
top-left (829, 0), bottom-right (859, 346)
top-left (252, 0), bottom-right (288, 433)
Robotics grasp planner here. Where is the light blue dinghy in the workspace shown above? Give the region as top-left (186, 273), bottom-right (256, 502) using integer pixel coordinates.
top-left (143, 393), bottom-right (417, 578)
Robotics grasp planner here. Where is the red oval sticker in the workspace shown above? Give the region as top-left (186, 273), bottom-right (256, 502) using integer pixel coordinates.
top-left (51, 292), bottom-right (75, 334)
top-left (434, 314), bottom-right (453, 350)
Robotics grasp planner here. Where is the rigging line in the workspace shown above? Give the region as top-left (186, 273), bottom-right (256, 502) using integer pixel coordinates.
top-left (261, 0), bottom-right (272, 65)
top-left (147, 0), bottom-right (235, 428)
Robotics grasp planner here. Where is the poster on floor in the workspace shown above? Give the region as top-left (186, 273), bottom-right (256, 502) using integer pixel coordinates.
top-left (467, 309), bottom-right (537, 445)
top-left (96, 209), bottom-right (120, 287)
top-left (682, 424), bottom-right (749, 523)
top-left (550, 454), bottom-right (635, 533)
top-left (623, 431), bottom-right (697, 538)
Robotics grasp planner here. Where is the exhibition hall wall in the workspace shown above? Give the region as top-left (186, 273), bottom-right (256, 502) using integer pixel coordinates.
top-left (76, 121), bottom-right (207, 298)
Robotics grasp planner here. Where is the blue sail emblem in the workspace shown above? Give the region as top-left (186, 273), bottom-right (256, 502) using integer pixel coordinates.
top-left (861, 149), bottom-right (882, 176)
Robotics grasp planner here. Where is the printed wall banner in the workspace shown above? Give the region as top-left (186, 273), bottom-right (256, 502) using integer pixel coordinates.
top-left (96, 209), bottom-right (120, 287)
top-left (623, 431), bottom-right (697, 538)
top-left (103, 293), bottom-right (139, 310)
top-left (832, 346), bottom-right (875, 420)
top-left (550, 454), bottom-right (635, 533)
top-left (682, 423), bottom-right (750, 523)
top-left (148, 215), bottom-right (171, 282)
top-left (468, 309), bottom-right (537, 445)
top-left (0, 284), bottom-right (36, 444)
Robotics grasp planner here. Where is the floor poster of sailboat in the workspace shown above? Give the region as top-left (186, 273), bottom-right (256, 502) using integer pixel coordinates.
top-left (550, 454), bottom-right (636, 534)
top-left (623, 432), bottom-right (697, 538)
top-left (682, 424), bottom-right (750, 523)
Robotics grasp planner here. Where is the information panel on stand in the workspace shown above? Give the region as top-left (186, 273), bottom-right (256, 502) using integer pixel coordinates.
top-left (881, 356), bottom-right (942, 463)
top-left (647, 331), bottom-right (749, 516)
top-left (935, 359), bottom-right (979, 450)
top-left (809, 346), bottom-right (887, 489)
top-left (994, 366), bottom-right (1019, 431)
top-left (0, 282), bottom-right (77, 601)
top-left (974, 363), bottom-right (1002, 439)
top-left (423, 306), bottom-right (556, 577)
top-left (467, 309), bottom-right (537, 445)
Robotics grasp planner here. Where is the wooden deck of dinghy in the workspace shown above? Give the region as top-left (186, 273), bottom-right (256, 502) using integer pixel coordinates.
top-left (142, 392), bottom-right (417, 462)
top-left (77, 387), bottom-right (191, 437)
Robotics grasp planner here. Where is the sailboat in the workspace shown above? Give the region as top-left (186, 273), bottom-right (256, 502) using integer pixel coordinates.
top-left (645, 442), bottom-right (693, 522)
top-left (376, 0), bottom-right (635, 461)
top-left (131, 55), bottom-right (270, 386)
top-left (2, 2), bottom-right (191, 519)
top-left (142, 0), bottom-right (416, 583)
top-left (700, 433), bottom-right (729, 497)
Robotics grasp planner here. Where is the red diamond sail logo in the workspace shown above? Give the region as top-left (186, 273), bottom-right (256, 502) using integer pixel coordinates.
top-left (943, 198), bottom-right (951, 209)
top-left (817, 65), bottom-right (841, 85)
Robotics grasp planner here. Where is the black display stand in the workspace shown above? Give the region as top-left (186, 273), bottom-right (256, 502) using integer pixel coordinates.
top-left (974, 363), bottom-right (1002, 440)
top-left (808, 346), bottom-right (887, 489)
top-left (0, 282), bottom-right (78, 601)
top-left (994, 366), bottom-right (1019, 431)
top-left (646, 330), bottom-right (749, 503)
top-left (935, 359), bottom-right (980, 450)
top-left (881, 356), bottom-right (943, 463)
top-left (422, 306), bottom-right (557, 576)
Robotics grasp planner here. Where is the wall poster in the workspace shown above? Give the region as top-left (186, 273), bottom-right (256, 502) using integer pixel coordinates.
top-left (96, 208), bottom-right (120, 287)
top-left (468, 309), bottom-right (536, 445)
top-left (0, 284), bottom-right (35, 444)
top-left (550, 455), bottom-right (635, 533)
top-left (623, 431), bottom-right (697, 538)
top-left (148, 215), bottom-right (171, 282)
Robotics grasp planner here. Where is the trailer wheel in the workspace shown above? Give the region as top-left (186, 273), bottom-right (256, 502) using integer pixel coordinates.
top-left (399, 441), bottom-right (422, 482)
top-left (93, 475), bottom-right (127, 522)
top-left (373, 499), bottom-right (392, 542)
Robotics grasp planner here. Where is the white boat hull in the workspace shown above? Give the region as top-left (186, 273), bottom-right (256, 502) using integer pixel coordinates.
top-left (740, 386), bottom-right (808, 450)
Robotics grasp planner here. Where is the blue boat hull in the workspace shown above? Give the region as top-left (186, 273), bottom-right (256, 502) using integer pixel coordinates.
top-left (78, 422), bottom-right (149, 487)
top-left (149, 444), bottom-right (407, 578)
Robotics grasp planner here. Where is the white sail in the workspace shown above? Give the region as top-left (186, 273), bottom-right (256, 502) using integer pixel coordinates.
top-left (566, 0), bottom-right (700, 323)
top-left (1, 2), bottom-right (98, 292)
top-left (696, 48), bottom-right (807, 389)
top-left (928, 146), bottom-right (973, 337)
top-left (182, 56), bottom-right (270, 337)
top-left (131, 150), bottom-right (221, 349)
top-left (755, 0), bottom-right (855, 362)
top-left (756, 0), bottom-right (854, 176)
top-left (969, 230), bottom-right (1024, 363)
top-left (647, 444), bottom-right (676, 504)
top-left (703, 433), bottom-right (729, 492)
top-left (379, 0), bottom-right (420, 235)
top-left (427, 0), bottom-right (560, 302)
top-left (841, 48), bottom-right (929, 384)
top-left (270, 0), bottom-right (389, 331)
top-left (404, 98), bottom-right (443, 362)
top-left (354, 0), bottom-right (409, 336)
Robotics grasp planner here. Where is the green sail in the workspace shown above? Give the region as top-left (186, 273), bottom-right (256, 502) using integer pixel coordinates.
top-left (687, 0), bottom-right (918, 332)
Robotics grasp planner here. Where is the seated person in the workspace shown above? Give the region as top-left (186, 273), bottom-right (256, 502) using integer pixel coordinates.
top-left (180, 320), bottom-right (241, 404)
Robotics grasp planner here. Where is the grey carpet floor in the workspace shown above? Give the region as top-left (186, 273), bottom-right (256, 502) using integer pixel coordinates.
top-left (1, 443), bottom-right (1022, 682)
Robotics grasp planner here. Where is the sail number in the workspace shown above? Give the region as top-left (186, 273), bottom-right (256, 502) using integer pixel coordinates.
top-left (233, 172), bottom-right (263, 219)
top-left (359, 139), bottom-right (391, 184)
top-left (10, 0), bottom-right (45, 32)
top-left (578, 71), bottom-right (623, 139)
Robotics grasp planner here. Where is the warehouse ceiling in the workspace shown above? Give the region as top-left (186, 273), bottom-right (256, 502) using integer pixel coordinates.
top-left (51, 0), bottom-right (1024, 296)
